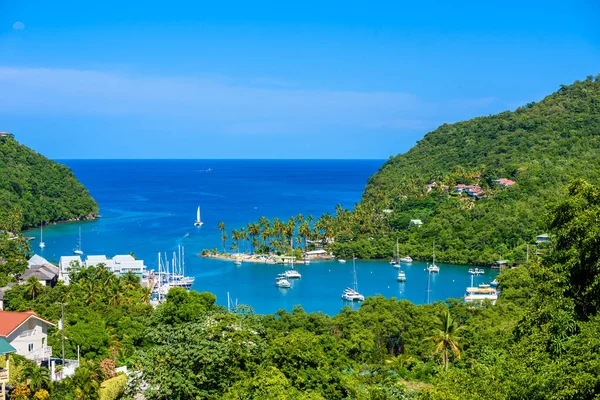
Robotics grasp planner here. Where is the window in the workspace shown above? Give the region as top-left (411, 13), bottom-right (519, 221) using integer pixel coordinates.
top-left (28, 343), bottom-right (34, 352)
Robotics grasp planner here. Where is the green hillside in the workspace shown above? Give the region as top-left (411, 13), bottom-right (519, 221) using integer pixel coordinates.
top-left (334, 75), bottom-right (600, 265)
top-left (0, 134), bottom-right (99, 232)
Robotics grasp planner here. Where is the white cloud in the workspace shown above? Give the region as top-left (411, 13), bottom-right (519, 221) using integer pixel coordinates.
top-left (0, 66), bottom-right (498, 137)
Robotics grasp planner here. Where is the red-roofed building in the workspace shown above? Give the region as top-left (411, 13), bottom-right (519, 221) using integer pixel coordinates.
top-left (495, 178), bottom-right (516, 188)
top-left (0, 310), bottom-right (54, 364)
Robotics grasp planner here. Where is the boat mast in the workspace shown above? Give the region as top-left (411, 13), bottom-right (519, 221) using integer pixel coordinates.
top-left (182, 246), bottom-right (185, 277)
top-left (291, 238), bottom-right (294, 270)
top-left (157, 252), bottom-right (162, 302)
top-left (432, 240), bottom-right (435, 265)
top-left (353, 255), bottom-right (358, 292)
top-left (396, 238), bottom-right (399, 263)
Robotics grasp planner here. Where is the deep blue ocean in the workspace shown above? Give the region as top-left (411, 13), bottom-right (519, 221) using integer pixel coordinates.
top-left (28, 160), bottom-right (497, 315)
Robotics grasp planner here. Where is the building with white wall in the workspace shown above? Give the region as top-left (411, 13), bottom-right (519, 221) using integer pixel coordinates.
top-left (0, 310), bottom-right (55, 364)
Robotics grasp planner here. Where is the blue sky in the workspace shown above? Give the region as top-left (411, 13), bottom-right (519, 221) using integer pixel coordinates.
top-left (0, 1), bottom-right (598, 159)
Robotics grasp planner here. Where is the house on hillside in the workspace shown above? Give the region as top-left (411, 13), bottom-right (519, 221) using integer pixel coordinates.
top-left (0, 338), bottom-right (16, 400)
top-left (536, 234), bottom-right (551, 244)
top-left (19, 255), bottom-right (59, 287)
top-left (495, 178), bottom-right (516, 188)
top-left (0, 310), bottom-right (54, 365)
top-left (409, 219), bottom-right (423, 228)
top-left (491, 260), bottom-right (509, 269)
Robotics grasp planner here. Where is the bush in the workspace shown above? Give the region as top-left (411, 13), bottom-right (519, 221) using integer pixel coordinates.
top-left (99, 373), bottom-right (127, 400)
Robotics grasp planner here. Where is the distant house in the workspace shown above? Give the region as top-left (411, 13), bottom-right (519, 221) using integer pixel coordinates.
top-left (0, 310), bottom-right (55, 364)
top-left (495, 178), bottom-right (516, 188)
top-left (426, 183), bottom-right (437, 193)
top-left (409, 219), bottom-right (423, 227)
top-left (491, 260), bottom-right (509, 269)
top-left (0, 132), bottom-right (11, 137)
top-left (19, 255), bottom-right (59, 287)
top-left (536, 234), bottom-right (552, 245)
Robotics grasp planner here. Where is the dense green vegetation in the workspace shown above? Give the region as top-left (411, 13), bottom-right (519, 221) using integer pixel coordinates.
top-left (0, 135), bottom-right (98, 232)
top-left (343, 75), bottom-right (600, 265)
top-left (4, 179), bottom-right (600, 399)
top-left (220, 77), bottom-right (600, 266)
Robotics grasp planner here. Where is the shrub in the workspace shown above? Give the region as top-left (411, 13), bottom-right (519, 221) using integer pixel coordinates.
top-left (99, 373), bottom-right (127, 400)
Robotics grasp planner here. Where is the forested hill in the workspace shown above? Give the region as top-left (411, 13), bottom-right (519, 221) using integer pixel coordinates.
top-left (0, 135), bottom-right (98, 232)
top-left (364, 75), bottom-right (600, 202)
top-left (332, 75), bottom-right (600, 265)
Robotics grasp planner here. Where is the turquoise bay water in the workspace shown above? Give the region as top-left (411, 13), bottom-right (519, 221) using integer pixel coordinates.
top-left (28, 160), bottom-right (497, 315)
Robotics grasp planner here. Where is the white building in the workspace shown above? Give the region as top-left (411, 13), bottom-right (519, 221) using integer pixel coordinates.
top-left (112, 255), bottom-right (146, 276)
top-left (58, 256), bottom-right (82, 285)
top-left (0, 310), bottom-right (55, 364)
top-left (85, 255), bottom-right (115, 270)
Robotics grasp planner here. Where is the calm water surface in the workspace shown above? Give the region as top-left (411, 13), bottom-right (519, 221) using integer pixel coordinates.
top-left (28, 159), bottom-right (497, 315)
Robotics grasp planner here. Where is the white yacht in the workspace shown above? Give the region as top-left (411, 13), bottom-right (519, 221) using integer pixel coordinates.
top-left (491, 279), bottom-right (499, 287)
top-left (39, 221), bottom-right (45, 249)
top-left (397, 270), bottom-right (406, 282)
top-left (427, 241), bottom-right (439, 272)
top-left (469, 268), bottom-right (485, 275)
top-left (275, 274), bottom-right (292, 288)
top-left (341, 257), bottom-right (364, 302)
top-left (234, 259), bottom-right (242, 266)
top-left (73, 227), bottom-right (83, 255)
top-left (342, 287), bottom-right (365, 302)
top-left (399, 256), bottom-right (413, 263)
top-left (284, 269), bottom-right (302, 279)
top-left (194, 206), bottom-right (204, 227)
top-left (338, 258), bottom-right (346, 264)
top-left (464, 284), bottom-right (498, 304)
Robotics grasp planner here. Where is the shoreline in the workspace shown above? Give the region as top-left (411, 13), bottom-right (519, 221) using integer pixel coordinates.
top-left (199, 252), bottom-right (333, 264)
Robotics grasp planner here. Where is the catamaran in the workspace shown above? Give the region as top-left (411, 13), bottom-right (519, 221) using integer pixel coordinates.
top-left (275, 273), bottom-right (292, 288)
top-left (194, 206), bottom-right (204, 226)
top-left (427, 241), bottom-right (440, 273)
top-left (284, 239), bottom-right (302, 279)
top-left (397, 269), bottom-right (406, 282)
top-left (39, 221), bottom-right (45, 249)
top-left (342, 257), bottom-right (364, 301)
top-left (73, 227), bottom-right (83, 255)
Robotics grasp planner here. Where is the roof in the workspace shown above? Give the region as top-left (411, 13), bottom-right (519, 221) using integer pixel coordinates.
top-left (536, 234), bottom-right (550, 238)
top-left (86, 255), bottom-right (108, 262)
top-left (494, 260), bottom-right (509, 264)
top-left (28, 254), bottom-right (51, 267)
top-left (113, 255), bottom-right (136, 262)
top-left (0, 310), bottom-right (56, 337)
top-left (0, 337), bottom-right (16, 355)
top-left (305, 249), bottom-right (327, 255)
top-left (410, 219), bottom-right (423, 224)
top-left (0, 283), bottom-right (15, 301)
top-left (20, 264), bottom-right (59, 281)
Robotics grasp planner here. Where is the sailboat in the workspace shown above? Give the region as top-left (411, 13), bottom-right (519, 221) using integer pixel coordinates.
top-left (427, 241), bottom-right (440, 273)
top-left (342, 256), bottom-right (364, 301)
top-left (194, 206), bottom-right (204, 226)
top-left (338, 246), bottom-right (346, 263)
top-left (391, 238), bottom-right (400, 267)
top-left (73, 227), bottom-right (83, 255)
top-left (284, 238), bottom-right (301, 279)
top-left (39, 221), bottom-right (45, 249)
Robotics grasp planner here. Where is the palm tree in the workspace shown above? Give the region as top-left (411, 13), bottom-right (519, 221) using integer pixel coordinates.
top-left (424, 310), bottom-right (464, 370)
top-left (22, 364), bottom-right (51, 393)
top-left (24, 276), bottom-right (43, 300)
top-left (221, 232), bottom-right (228, 254)
top-left (218, 221), bottom-right (226, 252)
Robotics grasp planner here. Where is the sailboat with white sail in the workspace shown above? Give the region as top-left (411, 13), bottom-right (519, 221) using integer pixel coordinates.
top-left (73, 227), bottom-right (83, 255)
top-left (194, 206), bottom-right (204, 226)
top-left (342, 256), bottom-right (364, 301)
top-left (427, 241), bottom-right (440, 273)
top-left (39, 221), bottom-right (45, 249)
top-left (391, 238), bottom-right (400, 267)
